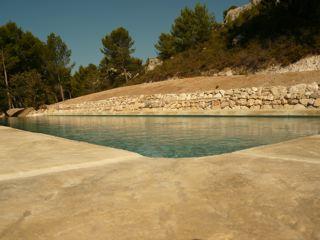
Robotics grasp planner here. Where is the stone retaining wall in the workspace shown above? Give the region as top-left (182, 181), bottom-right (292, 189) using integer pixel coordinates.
top-left (34, 82), bottom-right (320, 116)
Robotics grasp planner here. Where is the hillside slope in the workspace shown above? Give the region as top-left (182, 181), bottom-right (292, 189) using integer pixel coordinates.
top-left (60, 71), bottom-right (320, 105)
top-left (133, 0), bottom-right (320, 85)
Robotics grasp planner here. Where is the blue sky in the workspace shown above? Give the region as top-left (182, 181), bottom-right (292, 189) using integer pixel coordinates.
top-left (1, 0), bottom-right (249, 69)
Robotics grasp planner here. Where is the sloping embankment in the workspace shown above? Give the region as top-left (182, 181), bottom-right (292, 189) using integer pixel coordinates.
top-left (31, 81), bottom-right (320, 116)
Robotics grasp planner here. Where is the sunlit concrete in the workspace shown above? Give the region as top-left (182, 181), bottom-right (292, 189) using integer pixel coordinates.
top-left (0, 126), bottom-right (319, 240)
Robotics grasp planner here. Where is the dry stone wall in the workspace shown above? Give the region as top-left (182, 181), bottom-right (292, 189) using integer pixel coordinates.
top-left (34, 82), bottom-right (320, 116)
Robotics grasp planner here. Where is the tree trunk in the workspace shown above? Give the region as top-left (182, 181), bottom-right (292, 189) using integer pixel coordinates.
top-left (67, 90), bottom-right (72, 99)
top-left (59, 84), bottom-right (65, 101)
top-left (57, 74), bottom-right (65, 101)
top-left (1, 48), bottom-right (14, 109)
top-left (123, 68), bottom-right (128, 84)
top-left (54, 94), bottom-right (58, 103)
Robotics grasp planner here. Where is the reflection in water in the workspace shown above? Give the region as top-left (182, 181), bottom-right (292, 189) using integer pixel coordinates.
top-left (1, 116), bottom-right (320, 158)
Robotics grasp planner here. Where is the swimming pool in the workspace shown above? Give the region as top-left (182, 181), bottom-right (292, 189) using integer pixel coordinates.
top-left (1, 116), bottom-right (320, 158)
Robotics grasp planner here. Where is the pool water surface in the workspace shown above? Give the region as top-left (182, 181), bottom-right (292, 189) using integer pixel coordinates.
top-left (1, 116), bottom-right (320, 158)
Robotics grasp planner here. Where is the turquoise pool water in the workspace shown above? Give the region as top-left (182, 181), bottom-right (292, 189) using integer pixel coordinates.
top-left (1, 116), bottom-right (320, 158)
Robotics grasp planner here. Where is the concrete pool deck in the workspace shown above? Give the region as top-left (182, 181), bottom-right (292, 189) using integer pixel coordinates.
top-left (0, 126), bottom-right (319, 239)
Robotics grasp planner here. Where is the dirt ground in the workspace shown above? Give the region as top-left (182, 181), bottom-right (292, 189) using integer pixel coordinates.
top-left (62, 71), bottom-right (320, 104)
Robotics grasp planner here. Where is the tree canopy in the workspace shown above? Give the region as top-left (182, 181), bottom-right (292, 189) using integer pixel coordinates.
top-left (45, 33), bottom-right (73, 101)
top-left (71, 64), bottom-right (100, 97)
top-left (0, 22), bottom-right (46, 109)
top-left (0, 22), bottom-right (73, 110)
top-left (1, 0), bottom-right (320, 111)
top-left (156, 3), bottom-right (215, 59)
top-left (100, 27), bottom-right (142, 87)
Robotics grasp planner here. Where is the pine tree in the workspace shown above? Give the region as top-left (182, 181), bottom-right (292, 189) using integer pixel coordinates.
top-left (156, 3), bottom-right (215, 59)
top-left (45, 33), bottom-right (73, 102)
top-left (101, 27), bottom-right (142, 86)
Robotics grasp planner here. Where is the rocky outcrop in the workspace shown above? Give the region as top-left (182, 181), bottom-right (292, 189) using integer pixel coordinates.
top-left (6, 108), bottom-right (35, 117)
top-left (259, 55), bottom-right (320, 74)
top-left (18, 108), bottom-right (36, 117)
top-left (6, 108), bottom-right (25, 117)
top-left (29, 82), bottom-right (320, 116)
top-left (145, 58), bottom-right (163, 72)
top-left (201, 55), bottom-right (320, 76)
top-left (225, 0), bottom-right (262, 23)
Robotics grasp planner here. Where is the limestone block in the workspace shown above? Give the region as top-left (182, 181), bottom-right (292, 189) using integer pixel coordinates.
top-left (229, 100), bottom-right (236, 108)
top-left (289, 84), bottom-right (306, 95)
top-left (272, 105), bottom-right (284, 110)
top-left (225, 89), bottom-right (234, 95)
top-left (310, 92), bottom-right (320, 99)
top-left (266, 94), bottom-right (274, 101)
top-left (308, 99), bottom-right (315, 106)
top-left (288, 99), bottom-right (299, 105)
top-left (250, 105), bottom-right (260, 110)
top-left (261, 105), bottom-right (273, 110)
top-left (314, 98), bottom-right (320, 107)
top-left (219, 90), bottom-right (226, 96)
top-left (237, 99), bottom-right (247, 106)
top-left (284, 104), bottom-right (294, 110)
top-left (232, 105), bottom-right (241, 110)
top-left (211, 100), bottom-right (220, 107)
top-left (306, 82), bottom-right (319, 92)
top-left (240, 92), bottom-right (249, 99)
top-left (299, 99), bottom-right (309, 106)
top-left (270, 87), bottom-right (280, 99)
top-left (247, 99), bottom-right (255, 107)
top-left (254, 99), bottom-right (262, 105)
top-left (213, 93), bottom-right (222, 99)
top-left (294, 104), bottom-right (306, 110)
top-left (221, 101), bottom-right (230, 109)
top-left (272, 100), bottom-right (282, 105)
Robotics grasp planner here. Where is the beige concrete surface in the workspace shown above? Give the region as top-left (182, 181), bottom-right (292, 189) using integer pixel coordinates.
top-left (0, 126), bottom-right (320, 240)
top-left (0, 126), bottom-right (142, 176)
